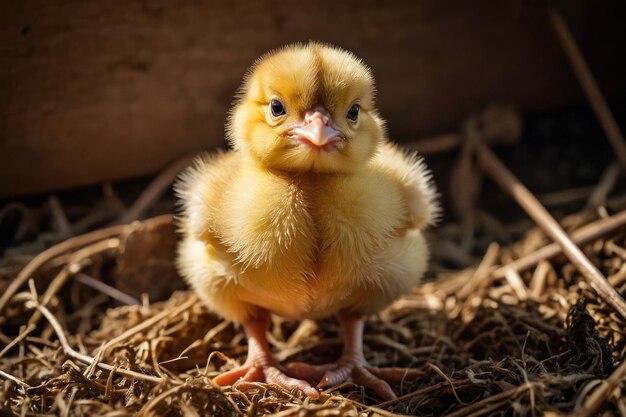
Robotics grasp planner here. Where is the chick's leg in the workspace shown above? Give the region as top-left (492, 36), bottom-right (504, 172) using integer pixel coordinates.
top-left (286, 312), bottom-right (422, 400)
top-left (213, 311), bottom-right (319, 398)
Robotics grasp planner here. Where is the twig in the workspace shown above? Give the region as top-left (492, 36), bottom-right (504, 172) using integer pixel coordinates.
top-left (84, 346), bottom-right (105, 379)
top-left (573, 359), bottom-right (626, 417)
top-left (493, 210), bottom-right (626, 278)
top-left (28, 297), bottom-right (163, 384)
top-left (405, 105), bottom-right (521, 156)
top-left (378, 379), bottom-right (474, 407)
top-left (364, 334), bottom-right (418, 362)
top-left (450, 119), bottom-right (482, 249)
top-left (99, 295), bottom-right (197, 355)
top-left (75, 273), bottom-right (141, 306)
top-left (529, 261), bottom-right (551, 300)
top-left (114, 154), bottom-right (195, 225)
top-left (503, 267), bottom-right (529, 301)
top-left (0, 223), bottom-right (129, 316)
top-left (27, 238), bottom-right (121, 327)
top-left (340, 396), bottom-right (411, 417)
top-left (0, 369), bottom-right (31, 390)
top-left (427, 363), bottom-right (468, 405)
top-left (62, 387), bottom-right (78, 417)
top-left (48, 196), bottom-right (72, 238)
top-left (538, 186), bottom-right (595, 207)
top-left (476, 143), bottom-right (626, 321)
top-left (0, 202), bottom-right (36, 241)
top-left (551, 11), bottom-right (626, 171)
top-left (444, 384), bottom-right (534, 417)
top-left (456, 242), bottom-right (500, 300)
top-left (150, 338), bottom-right (180, 383)
top-left (405, 133), bottom-right (461, 155)
top-left (0, 324), bottom-right (36, 359)
top-left (203, 320), bottom-right (232, 344)
top-left (138, 378), bottom-right (242, 417)
top-left (586, 162), bottom-right (621, 208)
top-left (608, 264), bottom-right (626, 287)
top-left (137, 384), bottom-right (189, 416)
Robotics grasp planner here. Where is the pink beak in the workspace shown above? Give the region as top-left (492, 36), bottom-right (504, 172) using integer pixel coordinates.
top-left (289, 107), bottom-right (343, 151)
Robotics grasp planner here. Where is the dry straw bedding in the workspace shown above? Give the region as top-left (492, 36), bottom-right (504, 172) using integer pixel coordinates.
top-left (0, 198), bottom-right (625, 416)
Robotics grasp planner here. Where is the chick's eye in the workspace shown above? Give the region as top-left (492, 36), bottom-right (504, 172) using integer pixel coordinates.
top-left (347, 103), bottom-right (360, 122)
top-left (270, 99), bottom-right (286, 117)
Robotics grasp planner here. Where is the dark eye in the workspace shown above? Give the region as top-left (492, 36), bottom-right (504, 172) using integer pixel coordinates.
top-left (347, 103), bottom-right (360, 122)
top-left (270, 98), bottom-right (286, 117)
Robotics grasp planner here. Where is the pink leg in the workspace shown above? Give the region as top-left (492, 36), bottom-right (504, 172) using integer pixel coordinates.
top-left (213, 312), bottom-right (319, 398)
top-left (286, 312), bottom-right (423, 400)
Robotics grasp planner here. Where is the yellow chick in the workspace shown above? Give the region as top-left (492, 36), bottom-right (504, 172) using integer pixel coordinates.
top-left (176, 42), bottom-right (438, 400)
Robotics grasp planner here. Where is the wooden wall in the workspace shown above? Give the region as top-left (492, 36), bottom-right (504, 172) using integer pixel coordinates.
top-left (1, 1), bottom-right (625, 196)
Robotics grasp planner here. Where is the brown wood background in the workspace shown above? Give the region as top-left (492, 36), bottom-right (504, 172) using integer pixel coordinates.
top-left (1, 1), bottom-right (625, 197)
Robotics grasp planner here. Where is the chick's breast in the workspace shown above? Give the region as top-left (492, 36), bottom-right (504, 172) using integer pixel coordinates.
top-left (177, 143), bottom-right (432, 323)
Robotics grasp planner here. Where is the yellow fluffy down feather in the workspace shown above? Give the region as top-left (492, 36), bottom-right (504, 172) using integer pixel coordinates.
top-left (176, 43), bottom-right (438, 325)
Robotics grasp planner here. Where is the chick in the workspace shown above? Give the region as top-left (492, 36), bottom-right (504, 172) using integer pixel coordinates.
top-left (176, 42), bottom-right (438, 400)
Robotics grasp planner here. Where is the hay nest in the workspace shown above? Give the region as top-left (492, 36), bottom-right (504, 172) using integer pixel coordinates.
top-left (1, 191), bottom-right (625, 416)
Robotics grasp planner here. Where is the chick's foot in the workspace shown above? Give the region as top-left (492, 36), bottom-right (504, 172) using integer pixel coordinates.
top-left (214, 360), bottom-right (318, 397)
top-left (286, 359), bottom-right (422, 400)
top-left (286, 313), bottom-right (422, 400)
top-left (212, 314), bottom-right (319, 398)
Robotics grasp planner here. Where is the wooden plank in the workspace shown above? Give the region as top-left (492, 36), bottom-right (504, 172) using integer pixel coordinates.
top-left (1, 1), bottom-right (625, 196)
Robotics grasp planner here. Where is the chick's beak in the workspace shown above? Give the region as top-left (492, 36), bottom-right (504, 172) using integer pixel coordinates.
top-left (289, 107), bottom-right (344, 151)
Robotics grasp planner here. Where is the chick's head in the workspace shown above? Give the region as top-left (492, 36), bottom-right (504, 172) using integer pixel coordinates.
top-left (228, 43), bottom-right (384, 174)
